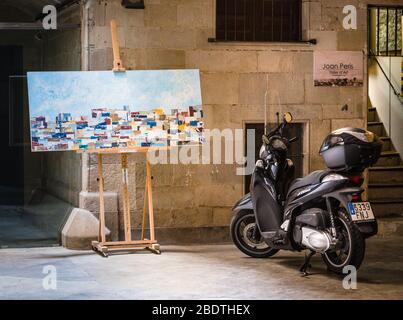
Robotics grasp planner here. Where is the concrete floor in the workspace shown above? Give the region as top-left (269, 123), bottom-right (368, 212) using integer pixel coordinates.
top-left (1, 236), bottom-right (403, 300)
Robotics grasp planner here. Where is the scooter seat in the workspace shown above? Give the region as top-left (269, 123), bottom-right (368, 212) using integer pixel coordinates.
top-left (287, 170), bottom-right (329, 196)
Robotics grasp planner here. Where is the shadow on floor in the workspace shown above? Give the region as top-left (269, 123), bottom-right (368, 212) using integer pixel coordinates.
top-left (0, 192), bottom-right (72, 249)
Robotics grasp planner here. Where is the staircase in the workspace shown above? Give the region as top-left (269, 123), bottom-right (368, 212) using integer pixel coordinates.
top-left (367, 107), bottom-right (403, 217)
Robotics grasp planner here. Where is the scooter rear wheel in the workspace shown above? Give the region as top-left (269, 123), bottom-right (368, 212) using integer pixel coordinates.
top-left (230, 210), bottom-right (279, 258)
top-left (322, 208), bottom-right (365, 274)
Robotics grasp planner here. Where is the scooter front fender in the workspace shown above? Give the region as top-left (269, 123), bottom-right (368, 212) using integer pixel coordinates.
top-left (232, 193), bottom-right (253, 214)
top-left (250, 169), bottom-right (282, 234)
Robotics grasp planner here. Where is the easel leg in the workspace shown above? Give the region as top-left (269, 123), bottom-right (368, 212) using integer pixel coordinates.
top-left (141, 176), bottom-right (148, 240)
top-left (98, 154), bottom-right (106, 244)
top-left (146, 157), bottom-right (156, 242)
top-left (121, 153), bottom-right (132, 242)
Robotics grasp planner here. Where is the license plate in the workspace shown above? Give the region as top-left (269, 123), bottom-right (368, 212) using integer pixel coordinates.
top-left (347, 202), bottom-right (375, 221)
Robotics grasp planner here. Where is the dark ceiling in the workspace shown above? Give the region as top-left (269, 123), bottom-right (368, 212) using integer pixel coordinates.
top-left (1, 0), bottom-right (76, 21)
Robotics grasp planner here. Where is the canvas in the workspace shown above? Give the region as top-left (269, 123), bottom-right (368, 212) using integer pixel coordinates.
top-left (27, 70), bottom-right (203, 152)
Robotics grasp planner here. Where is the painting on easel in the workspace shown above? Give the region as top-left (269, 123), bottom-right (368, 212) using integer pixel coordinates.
top-left (27, 69), bottom-right (203, 152)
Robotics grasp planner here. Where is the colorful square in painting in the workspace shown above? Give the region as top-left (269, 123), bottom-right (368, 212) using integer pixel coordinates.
top-left (27, 70), bottom-right (203, 152)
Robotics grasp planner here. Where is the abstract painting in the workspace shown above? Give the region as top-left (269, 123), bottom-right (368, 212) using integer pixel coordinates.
top-left (27, 70), bottom-right (203, 152)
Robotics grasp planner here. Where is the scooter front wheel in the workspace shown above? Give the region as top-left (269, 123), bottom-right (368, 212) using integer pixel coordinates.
top-left (230, 210), bottom-right (279, 258)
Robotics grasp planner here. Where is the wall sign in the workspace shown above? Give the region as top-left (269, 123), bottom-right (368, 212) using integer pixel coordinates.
top-left (313, 51), bottom-right (363, 87)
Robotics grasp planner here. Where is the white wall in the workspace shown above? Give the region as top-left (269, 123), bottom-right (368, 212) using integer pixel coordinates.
top-left (369, 56), bottom-right (403, 159)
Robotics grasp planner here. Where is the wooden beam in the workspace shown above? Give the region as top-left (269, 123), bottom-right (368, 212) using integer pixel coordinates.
top-left (110, 19), bottom-right (125, 72)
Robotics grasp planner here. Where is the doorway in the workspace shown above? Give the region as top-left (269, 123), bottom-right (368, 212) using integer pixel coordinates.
top-left (0, 45), bottom-right (24, 205)
top-left (244, 122), bottom-right (304, 194)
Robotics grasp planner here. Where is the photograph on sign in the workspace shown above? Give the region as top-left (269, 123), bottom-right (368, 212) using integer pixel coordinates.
top-left (313, 51), bottom-right (364, 86)
top-left (27, 70), bottom-right (203, 152)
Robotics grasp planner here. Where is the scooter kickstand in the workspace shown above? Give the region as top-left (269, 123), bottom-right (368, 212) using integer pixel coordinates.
top-left (299, 250), bottom-right (315, 277)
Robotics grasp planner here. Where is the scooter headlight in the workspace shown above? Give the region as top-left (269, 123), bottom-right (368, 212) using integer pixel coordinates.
top-left (322, 174), bottom-right (348, 183)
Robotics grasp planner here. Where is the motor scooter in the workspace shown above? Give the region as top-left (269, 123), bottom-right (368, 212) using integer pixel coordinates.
top-left (231, 112), bottom-right (382, 275)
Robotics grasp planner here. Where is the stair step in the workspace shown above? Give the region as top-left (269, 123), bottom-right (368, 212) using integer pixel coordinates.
top-left (369, 165), bottom-right (403, 183)
top-left (368, 183), bottom-right (403, 200)
top-left (367, 108), bottom-right (378, 122)
top-left (367, 121), bottom-right (385, 136)
top-left (379, 137), bottom-right (394, 152)
top-left (372, 201), bottom-right (403, 218)
top-left (377, 215), bottom-right (403, 235)
top-left (375, 151), bottom-right (402, 166)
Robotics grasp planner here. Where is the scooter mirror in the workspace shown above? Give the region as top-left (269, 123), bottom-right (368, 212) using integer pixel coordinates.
top-left (283, 112), bottom-right (293, 123)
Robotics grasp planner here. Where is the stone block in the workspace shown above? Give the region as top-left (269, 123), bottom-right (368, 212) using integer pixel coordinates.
top-left (149, 163), bottom-right (174, 187)
top-left (145, 4), bottom-right (177, 27)
top-left (177, 1), bottom-right (213, 29)
top-left (243, 73), bottom-right (304, 105)
top-left (92, 0), bottom-right (107, 27)
top-left (153, 208), bottom-right (175, 227)
top-left (120, 48), bottom-right (147, 69)
top-left (339, 86), bottom-right (365, 117)
top-left (322, 104), bottom-right (359, 119)
top-left (79, 191), bottom-right (119, 213)
top-left (61, 208), bottom-right (110, 250)
top-left (91, 25), bottom-right (125, 49)
top-left (202, 104), bottom-right (238, 129)
top-left (337, 31), bottom-right (367, 51)
top-left (195, 183), bottom-right (242, 207)
top-left (305, 73), bottom-right (341, 104)
top-left (286, 104), bottom-right (323, 121)
top-left (331, 118), bottom-right (365, 131)
top-left (186, 50), bottom-right (258, 73)
top-left (239, 73), bottom-right (267, 106)
top-left (154, 186), bottom-right (198, 209)
top-left (320, 7), bottom-right (344, 31)
top-left (309, 31), bottom-right (338, 50)
top-left (194, 28), bottom-right (215, 48)
top-left (308, 1), bottom-right (322, 31)
top-left (257, 51), bottom-right (294, 73)
top-left (90, 48), bottom-right (113, 70)
top-left (104, 0), bottom-right (144, 27)
top-left (125, 27), bottom-right (148, 49)
top-left (144, 49), bottom-right (186, 69)
top-left (159, 28), bottom-right (196, 49)
top-left (294, 51), bottom-right (313, 74)
top-left (201, 72), bottom-right (239, 105)
top-left (212, 207), bottom-right (233, 226)
top-left (309, 119), bottom-right (330, 171)
top-left (122, 7), bottom-right (145, 27)
top-left (170, 207), bottom-right (213, 228)
top-left (276, 73), bottom-right (305, 104)
top-left (91, 210), bottom-right (119, 241)
top-left (171, 164), bottom-right (203, 186)
top-left (228, 104), bottom-right (264, 124)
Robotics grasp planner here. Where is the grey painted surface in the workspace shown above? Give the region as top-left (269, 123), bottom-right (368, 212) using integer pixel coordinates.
top-left (1, 236), bottom-right (403, 299)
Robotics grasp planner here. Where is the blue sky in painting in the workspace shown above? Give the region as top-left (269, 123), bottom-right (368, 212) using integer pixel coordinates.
top-left (27, 70), bottom-right (202, 119)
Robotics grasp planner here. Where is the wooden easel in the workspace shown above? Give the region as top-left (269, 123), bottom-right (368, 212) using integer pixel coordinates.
top-left (79, 20), bottom-right (160, 257)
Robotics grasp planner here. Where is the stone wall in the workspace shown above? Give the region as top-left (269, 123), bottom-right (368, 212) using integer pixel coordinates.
top-left (41, 6), bottom-right (83, 207)
top-left (80, 0), bottom-right (395, 241)
top-left (0, 6), bottom-right (44, 204)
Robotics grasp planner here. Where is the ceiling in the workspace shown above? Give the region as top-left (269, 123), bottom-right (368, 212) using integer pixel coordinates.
top-left (1, 0), bottom-right (75, 21)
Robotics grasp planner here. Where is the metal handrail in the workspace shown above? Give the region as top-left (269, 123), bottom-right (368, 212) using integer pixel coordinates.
top-left (368, 53), bottom-right (402, 99)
